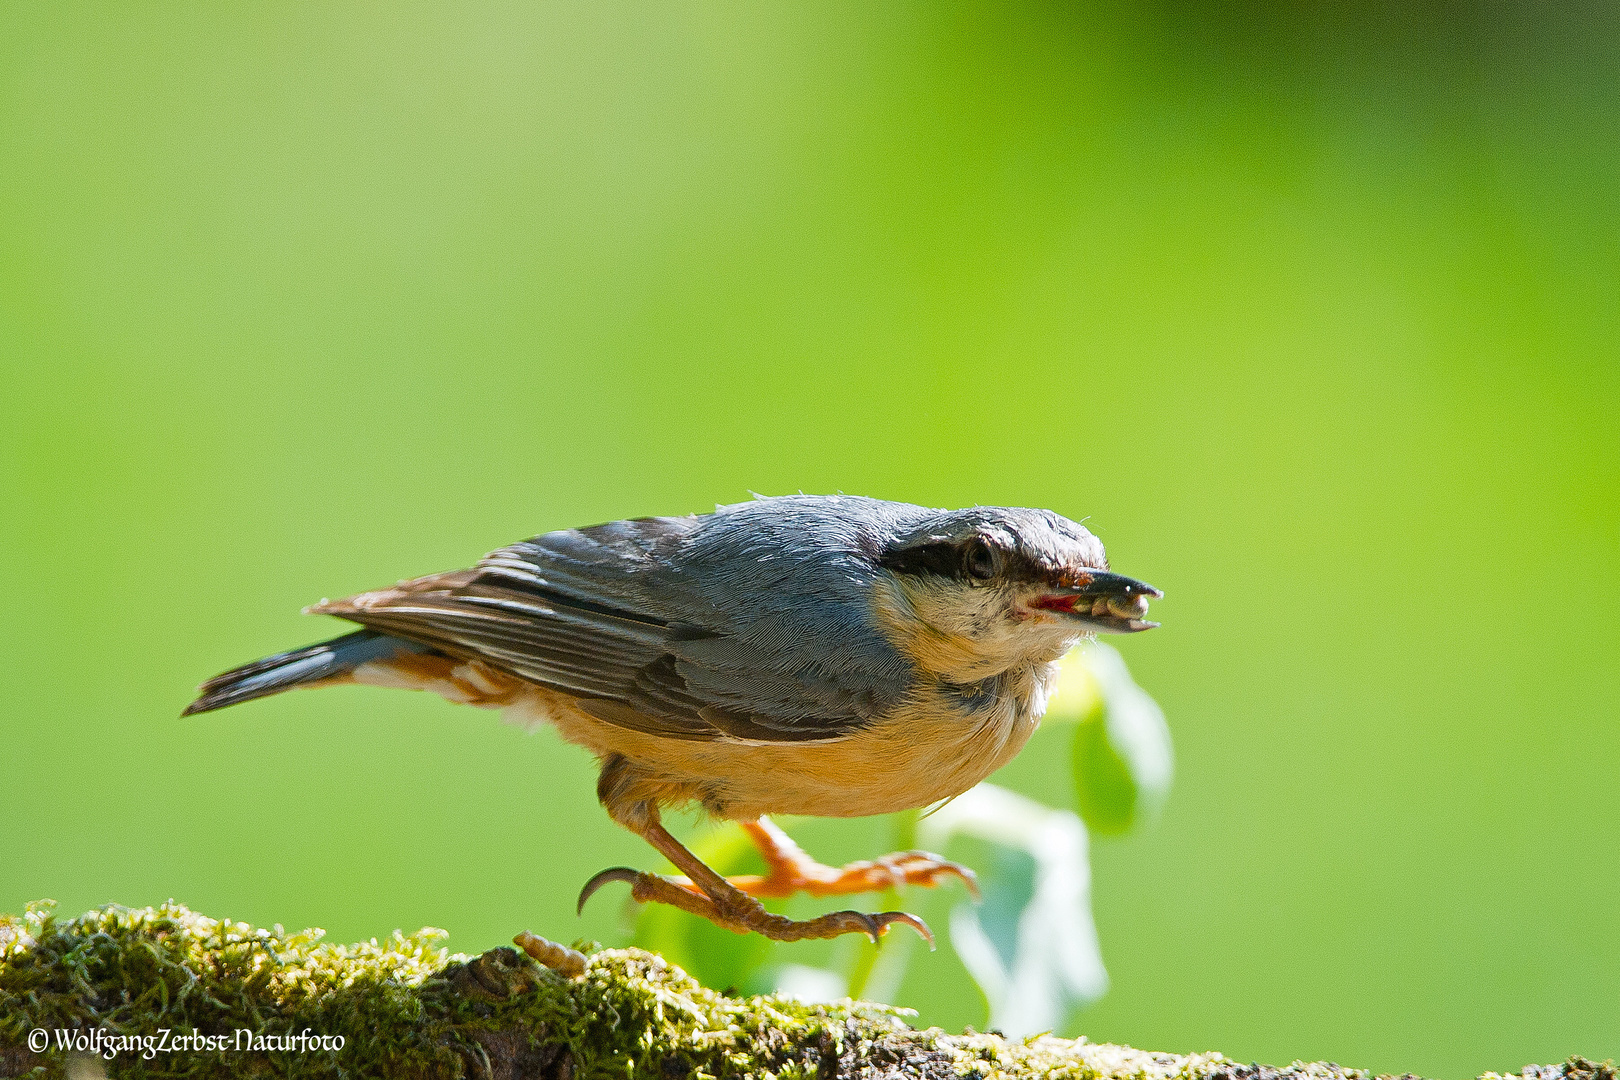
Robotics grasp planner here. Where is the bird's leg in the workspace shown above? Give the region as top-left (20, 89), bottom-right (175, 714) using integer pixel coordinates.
top-left (579, 810), bottom-right (935, 946)
top-left (720, 817), bottom-right (980, 900)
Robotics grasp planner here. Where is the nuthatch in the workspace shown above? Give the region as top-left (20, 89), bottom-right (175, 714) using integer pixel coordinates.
top-left (187, 495), bottom-right (1160, 944)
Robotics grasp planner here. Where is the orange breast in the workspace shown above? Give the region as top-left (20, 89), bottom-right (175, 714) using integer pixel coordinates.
top-left (349, 650), bottom-right (1055, 822)
top-left (529, 664), bottom-right (1055, 820)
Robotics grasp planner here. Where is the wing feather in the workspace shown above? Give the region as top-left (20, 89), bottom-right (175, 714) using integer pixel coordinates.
top-left (306, 514), bottom-right (886, 742)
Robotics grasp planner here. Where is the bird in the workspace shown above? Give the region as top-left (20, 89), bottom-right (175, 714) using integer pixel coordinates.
top-left (185, 494), bottom-right (1160, 944)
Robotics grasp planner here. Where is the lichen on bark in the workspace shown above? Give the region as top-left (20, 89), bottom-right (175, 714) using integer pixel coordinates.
top-left (0, 902), bottom-right (1612, 1080)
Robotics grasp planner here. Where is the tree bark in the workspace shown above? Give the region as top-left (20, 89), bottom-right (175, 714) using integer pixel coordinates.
top-left (0, 903), bottom-right (1610, 1080)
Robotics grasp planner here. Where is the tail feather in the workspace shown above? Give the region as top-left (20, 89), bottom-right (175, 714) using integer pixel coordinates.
top-left (183, 630), bottom-right (430, 716)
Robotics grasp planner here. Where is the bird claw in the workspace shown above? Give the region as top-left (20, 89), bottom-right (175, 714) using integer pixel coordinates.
top-left (577, 866), bottom-right (643, 914)
top-left (740, 849), bottom-right (978, 901)
top-left (868, 910), bottom-right (935, 949)
top-left (765, 906), bottom-right (934, 948)
top-left (874, 851), bottom-right (980, 901)
top-left (575, 865), bottom-right (934, 946)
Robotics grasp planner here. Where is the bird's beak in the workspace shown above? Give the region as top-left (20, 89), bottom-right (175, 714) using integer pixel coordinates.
top-left (1031, 571), bottom-right (1163, 633)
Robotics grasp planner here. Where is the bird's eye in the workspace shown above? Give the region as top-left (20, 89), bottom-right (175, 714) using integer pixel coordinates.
top-left (964, 537), bottom-right (999, 581)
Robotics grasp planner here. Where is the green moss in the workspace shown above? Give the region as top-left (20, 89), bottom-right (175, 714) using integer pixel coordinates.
top-left (2, 902), bottom-right (1612, 1080)
top-left (0, 900), bottom-right (912, 1079)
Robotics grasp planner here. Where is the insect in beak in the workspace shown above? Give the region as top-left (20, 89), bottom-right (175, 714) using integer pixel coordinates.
top-left (1029, 571), bottom-right (1162, 633)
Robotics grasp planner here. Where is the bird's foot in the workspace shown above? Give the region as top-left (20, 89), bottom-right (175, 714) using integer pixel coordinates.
top-left (578, 866), bottom-right (934, 946)
top-left (728, 819), bottom-right (978, 900)
top-left (727, 849), bottom-right (980, 901)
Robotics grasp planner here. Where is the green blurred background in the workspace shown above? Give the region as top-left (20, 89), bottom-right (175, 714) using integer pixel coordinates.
top-left (3, 3), bottom-right (1617, 1076)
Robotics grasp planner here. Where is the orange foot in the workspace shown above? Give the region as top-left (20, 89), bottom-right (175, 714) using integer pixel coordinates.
top-left (577, 817), bottom-right (935, 945)
top-left (723, 818), bottom-right (980, 900)
top-left (579, 865), bottom-right (931, 944)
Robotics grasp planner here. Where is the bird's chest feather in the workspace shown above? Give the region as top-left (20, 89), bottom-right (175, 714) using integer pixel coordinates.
top-left (849, 663), bottom-right (1056, 812)
top-left (356, 648), bottom-right (1060, 820)
top-left (638, 659), bottom-right (1058, 820)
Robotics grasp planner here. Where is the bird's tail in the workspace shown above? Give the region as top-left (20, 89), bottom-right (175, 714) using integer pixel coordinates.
top-left (182, 630), bottom-right (429, 716)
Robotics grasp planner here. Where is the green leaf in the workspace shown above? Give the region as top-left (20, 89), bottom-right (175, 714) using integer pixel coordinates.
top-left (1072, 709), bottom-right (1139, 834)
top-left (918, 784), bottom-right (1109, 1036)
top-left (1065, 644), bottom-right (1172, 836)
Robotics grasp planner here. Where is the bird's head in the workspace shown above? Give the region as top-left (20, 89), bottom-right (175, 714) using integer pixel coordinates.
top-left (871, 506), bottom-right (1160, 682)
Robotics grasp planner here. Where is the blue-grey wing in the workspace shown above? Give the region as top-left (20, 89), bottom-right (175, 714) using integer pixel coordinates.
top-left (311, 506), bottom-right (914, 741)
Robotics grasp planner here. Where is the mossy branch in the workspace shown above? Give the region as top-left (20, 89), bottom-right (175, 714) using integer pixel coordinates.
top-left (0, 903), bottom-right (1610, 1080)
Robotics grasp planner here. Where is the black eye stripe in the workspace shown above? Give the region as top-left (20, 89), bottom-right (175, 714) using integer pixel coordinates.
top-left (881, 539), bottom-right (1080, 587)
top-left (879, 537), bottom-right (1011, 581)
top-left (877, 540), bottom-right (963, 579)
